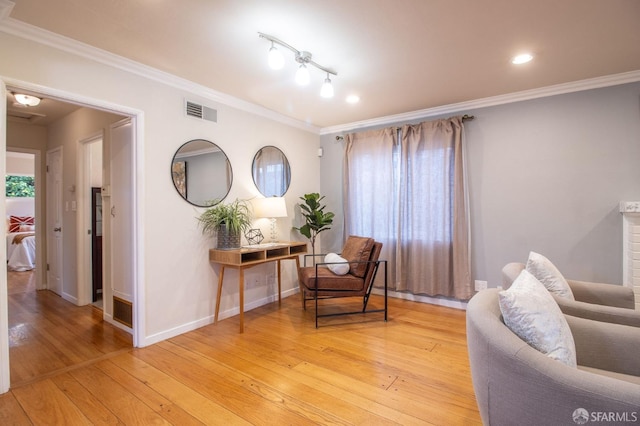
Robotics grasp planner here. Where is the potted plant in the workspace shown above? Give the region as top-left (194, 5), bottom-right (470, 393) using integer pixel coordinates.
top-left (197, 199), bottom-right (252, 249)
top-left (294, 193), bottom-right (334, 261)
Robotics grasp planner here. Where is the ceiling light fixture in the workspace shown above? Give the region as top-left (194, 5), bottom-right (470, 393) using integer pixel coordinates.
top-left (511, 53), bottom-right (533, 65)
top-left (346, 94), bottom-right (360, 104)
top-left (13, 93), bottom-right (41, 107)
top-left (259, 32), bottom-right (336, 98)
top-left (267, 42), bottom-right (285, 70)
top-left (320, 73), bottom-right (334, 98)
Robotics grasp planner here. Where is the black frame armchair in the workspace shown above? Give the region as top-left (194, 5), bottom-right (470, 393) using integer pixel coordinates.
top-left (298, 237), bottom-right (387, 328)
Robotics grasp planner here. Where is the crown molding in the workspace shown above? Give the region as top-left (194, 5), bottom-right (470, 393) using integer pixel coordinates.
top-left (0, 0), bottom-right (13, 20)
top-left (320, 70), bottom-right (640, 135)
top-left (0, 14), bottom-right (321, 134)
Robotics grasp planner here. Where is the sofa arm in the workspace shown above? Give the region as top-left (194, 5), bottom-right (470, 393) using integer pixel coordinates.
top-left (567, 314), bottom-right (640, 376)
top-left (568, 279), bottom-right (635, 309)
top-left (554, 296), bottom-right (640, 327)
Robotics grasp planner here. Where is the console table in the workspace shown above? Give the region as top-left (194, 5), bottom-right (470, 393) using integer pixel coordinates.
top-left (209, 241), bottom-right (307, 333)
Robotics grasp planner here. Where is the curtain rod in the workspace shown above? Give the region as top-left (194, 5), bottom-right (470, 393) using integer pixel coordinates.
top-left (334, 114), bottom-right (475, 141)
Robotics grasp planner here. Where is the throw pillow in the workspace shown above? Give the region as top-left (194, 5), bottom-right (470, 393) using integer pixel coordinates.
top-left (9, 216), bottom-right (35, 233)
top-left (324, 252), bottom-right (350, 275)
top-left (340, 236), bottom-right (375, 278)
top-left (499, 269), bottom-right (577, 367)
top-left (525, 251), bottom-right (575, 300)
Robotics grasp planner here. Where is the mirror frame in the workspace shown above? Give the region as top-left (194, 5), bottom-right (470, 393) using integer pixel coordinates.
top-left (251, 145), bottom-right (291, 197)
top-left (171, 139), bottom-right (233, 207)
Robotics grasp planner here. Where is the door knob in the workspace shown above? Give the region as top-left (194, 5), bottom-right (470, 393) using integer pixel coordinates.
top-left (54, 227), bottom-right (62, 232)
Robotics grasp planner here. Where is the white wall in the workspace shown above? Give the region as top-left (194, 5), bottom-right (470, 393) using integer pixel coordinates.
top-left (5, 151), bottom-right (33, 175)
top-left (320, 82), bottom-right (640, 294)
top-left (0, 31), bottom-right (320, 346)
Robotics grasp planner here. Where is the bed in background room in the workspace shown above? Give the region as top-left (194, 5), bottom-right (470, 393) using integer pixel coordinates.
top-left (6, 215), bottom-right (35, 272)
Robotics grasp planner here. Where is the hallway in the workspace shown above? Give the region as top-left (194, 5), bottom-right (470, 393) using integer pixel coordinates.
top-left (7, 270), bottom-right (132, 388)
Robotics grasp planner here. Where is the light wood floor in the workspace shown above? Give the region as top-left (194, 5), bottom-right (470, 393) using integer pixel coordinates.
top-left (1, 274), bottom-right (481, 425)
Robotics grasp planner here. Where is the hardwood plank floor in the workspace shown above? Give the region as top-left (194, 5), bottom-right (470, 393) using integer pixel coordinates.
top-left (7, 271), bottom-right (132, 388)
top-left (2, 275), bottom-right (481, 425)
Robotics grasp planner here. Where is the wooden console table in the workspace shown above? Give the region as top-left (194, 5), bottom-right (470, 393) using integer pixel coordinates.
top-left (209, 241), bottom-right (307, 333)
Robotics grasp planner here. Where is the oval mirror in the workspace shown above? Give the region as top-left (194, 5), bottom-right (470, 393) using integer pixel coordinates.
top-left (171, 139), bottom-right (232, 207)
top-left (252, 146), bottom-right (291, 197)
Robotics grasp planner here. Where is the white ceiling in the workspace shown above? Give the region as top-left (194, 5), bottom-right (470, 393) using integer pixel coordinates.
top-left (5, 0), bottom-right (640, 129)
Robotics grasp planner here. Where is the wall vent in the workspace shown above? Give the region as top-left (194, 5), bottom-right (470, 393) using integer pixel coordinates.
top-left (185, 100), bottom-right (217, 123)
top-left (113, 296), bottom-right (133, 328)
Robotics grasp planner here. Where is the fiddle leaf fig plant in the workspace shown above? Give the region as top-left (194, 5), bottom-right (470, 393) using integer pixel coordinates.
top-left (295, 193), bottom-right (334, 259)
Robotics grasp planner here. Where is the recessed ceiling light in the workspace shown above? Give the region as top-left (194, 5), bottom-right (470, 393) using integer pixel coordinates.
top-left (346, 94), bottom-right (360, 104)
top-left (511, 53), bottom-right (533, 65)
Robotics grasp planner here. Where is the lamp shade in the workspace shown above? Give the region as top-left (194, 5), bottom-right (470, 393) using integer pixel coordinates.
top-left (254, 197), bottom-right (287, 218)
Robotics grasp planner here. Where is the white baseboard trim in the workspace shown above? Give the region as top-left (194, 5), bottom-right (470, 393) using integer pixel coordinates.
top-left (61, 292), bottom-right (78, 305)
top-left (139, 287), bottom-right (299, 347)
top-left (372, 288), bottom-right (468, 310)
top-left (103, 312), bottom-right (133, 335)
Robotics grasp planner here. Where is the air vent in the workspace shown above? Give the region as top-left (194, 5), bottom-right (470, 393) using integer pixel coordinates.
top-left (185, 100), bottom-right (217, 123)
top-left (113, 296), bottom-right (133, 328)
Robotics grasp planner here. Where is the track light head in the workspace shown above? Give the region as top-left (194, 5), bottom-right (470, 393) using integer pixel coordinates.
top-left (320, 75), bottom-right (334, 98)
top-left (295, 64), bottom-right (310, 85)
top-left (268, 43), bottom-right (284, 70)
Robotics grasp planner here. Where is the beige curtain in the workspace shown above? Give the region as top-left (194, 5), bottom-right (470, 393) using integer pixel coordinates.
top-left (399, 117), bottom-right (471, 299)
top-left (344, 127), bottom-right (399, 287)
top-left (344, 117), bottom-right (472, 300)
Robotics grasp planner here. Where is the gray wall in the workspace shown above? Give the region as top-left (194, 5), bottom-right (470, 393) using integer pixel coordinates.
top-left (320, 82), bottom-right (640, 292)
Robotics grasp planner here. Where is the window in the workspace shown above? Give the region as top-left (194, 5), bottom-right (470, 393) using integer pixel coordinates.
top-left (6, 175), bottom-right (35, 197)
top-left (344, 117), bottom-right (472, 299)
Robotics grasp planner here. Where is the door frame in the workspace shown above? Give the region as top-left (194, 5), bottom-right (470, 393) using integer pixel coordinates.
top-left (0, 77), bottom-right (146, 394)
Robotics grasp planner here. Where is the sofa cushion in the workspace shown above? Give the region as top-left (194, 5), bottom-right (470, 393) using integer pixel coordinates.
top-left (341, 236), bottom-right (374, 278)
top-left (324, 252), bottom-right (350, 275)
top-left (499, 269), bottom-right (577, 367)
top-left (525, 251), bottom-right (575, 300)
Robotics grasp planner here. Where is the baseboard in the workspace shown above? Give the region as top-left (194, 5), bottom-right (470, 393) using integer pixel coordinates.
top-left (139, 287), bottom-right (299, 347)
top-left (371, 288), bottom-right (468, 310)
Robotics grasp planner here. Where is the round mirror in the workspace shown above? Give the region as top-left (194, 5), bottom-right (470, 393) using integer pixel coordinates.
top-left (171, 139), bottom-right (232, 207)
top-left (252, 146), bottom-right (291, 197)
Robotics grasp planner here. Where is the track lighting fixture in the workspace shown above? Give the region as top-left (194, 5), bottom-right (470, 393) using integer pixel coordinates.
top-left (259, 32), bottom-right (336, 98)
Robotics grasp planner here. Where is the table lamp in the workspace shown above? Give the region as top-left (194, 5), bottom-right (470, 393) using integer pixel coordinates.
top-left (254, 197), bottom-right (287, 242)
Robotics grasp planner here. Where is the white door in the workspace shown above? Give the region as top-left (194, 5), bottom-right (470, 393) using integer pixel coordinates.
top-left (109, 118), bottom-right (134, 316)
top-left (46, 147), bottom-right (63, 296)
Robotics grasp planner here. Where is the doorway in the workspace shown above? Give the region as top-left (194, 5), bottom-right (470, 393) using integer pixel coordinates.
top-left (2, 81), bottom-right (142, 392)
